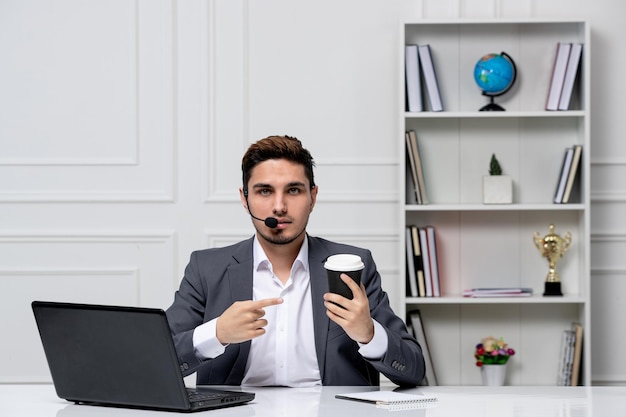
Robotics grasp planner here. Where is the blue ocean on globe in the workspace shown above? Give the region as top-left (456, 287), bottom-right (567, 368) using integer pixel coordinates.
top-left (474, 53), bottom-right (515, 95)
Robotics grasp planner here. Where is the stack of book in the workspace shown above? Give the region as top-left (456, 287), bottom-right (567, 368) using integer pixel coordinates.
top-left (405, 225), bottom-right (441, 297)
top-left (553, 144), bottom-right (582, 204)
top-left (546, 42), bottom-right (584, 111)
top-left (405, 44), bottom-right (443, 112)
top-left (462, 288), bottom-right (533, 298)
top-left (405, 130), bottom-right (428, 204)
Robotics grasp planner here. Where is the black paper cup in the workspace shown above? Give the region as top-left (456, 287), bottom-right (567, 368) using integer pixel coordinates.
top-left (324, 254), bottom-right (364, 300)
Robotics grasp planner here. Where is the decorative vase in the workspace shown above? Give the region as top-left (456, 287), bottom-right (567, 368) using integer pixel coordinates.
top-left (481, 364), bottom-right (507, 386)
top-left (482, 175), bottom-right (513, 204)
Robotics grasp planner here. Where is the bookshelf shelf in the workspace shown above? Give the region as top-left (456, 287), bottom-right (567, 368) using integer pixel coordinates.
top-left (405, 203), bottom-right (585, 212)
top-left (406, 295), bottom-right (587, 305)
top-left (404, 110), bottom-right (586, 119)
top-left (400, 19), bottom-right (590, 387)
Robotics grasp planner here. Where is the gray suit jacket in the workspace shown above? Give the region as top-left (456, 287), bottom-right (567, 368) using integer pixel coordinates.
top-left (166, 235), bottom-right (425, 387)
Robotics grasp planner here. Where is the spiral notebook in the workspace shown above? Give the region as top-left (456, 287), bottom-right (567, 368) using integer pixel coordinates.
top-left (335, 390), bottom-right (437, 410)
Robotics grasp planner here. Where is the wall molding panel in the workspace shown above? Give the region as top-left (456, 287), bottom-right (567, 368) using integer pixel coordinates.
top-left (204, 157), bottom-right (399, 203)
top-left (0, 230), bottom-right (177, 305)
top-left (0, 267), bottom-right (141, 383)
top-left (0, 0), bottom-right (175, 203)
top-left (0, 229), bottom-right (177, 382)
top-left (590, 267), bottom-right (626, 386)
top-left (202, 0), bottom-right (248, 203)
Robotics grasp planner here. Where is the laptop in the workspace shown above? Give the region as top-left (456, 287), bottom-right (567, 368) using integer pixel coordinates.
top-left (32, 301), bottom-right (255, 412)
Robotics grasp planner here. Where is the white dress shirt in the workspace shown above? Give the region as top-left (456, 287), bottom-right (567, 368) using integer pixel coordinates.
top-left (192, 236), bottom-right (388, 386)
top-left (242, 237), bottom-right (320, 386)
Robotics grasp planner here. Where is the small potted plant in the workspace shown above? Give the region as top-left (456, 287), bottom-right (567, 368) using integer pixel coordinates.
top-left (483, 153), bottom-right (513, 204)
top-left (475, 336), bottom-right (516, 385)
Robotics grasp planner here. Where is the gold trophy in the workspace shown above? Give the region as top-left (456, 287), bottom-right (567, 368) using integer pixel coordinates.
top-left (533, 224), bottom-right (572, 296)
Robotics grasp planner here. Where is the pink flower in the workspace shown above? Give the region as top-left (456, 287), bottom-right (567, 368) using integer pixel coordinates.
top-left (474, 336), bottom-right (515, 366)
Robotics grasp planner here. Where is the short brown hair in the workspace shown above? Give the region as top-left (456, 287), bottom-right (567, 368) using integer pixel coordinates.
top-left (242, 135), bottom-right (316, 194)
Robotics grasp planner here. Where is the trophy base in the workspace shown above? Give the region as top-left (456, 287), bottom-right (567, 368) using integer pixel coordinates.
top-left (543, 282), bottom-right (563, 296)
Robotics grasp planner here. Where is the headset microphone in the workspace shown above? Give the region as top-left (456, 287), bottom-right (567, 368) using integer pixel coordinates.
top-left (248, 212), bottom-right (279, 229)
top-left (243, 188), bottom-right (279, 228)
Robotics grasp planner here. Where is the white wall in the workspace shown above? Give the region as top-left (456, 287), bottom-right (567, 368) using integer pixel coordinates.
top-left (0, 0), bottom-right (624, 385)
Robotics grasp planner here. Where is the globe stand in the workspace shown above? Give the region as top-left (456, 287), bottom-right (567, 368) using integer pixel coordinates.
top-left (480, 95), bottom-right (505, 111)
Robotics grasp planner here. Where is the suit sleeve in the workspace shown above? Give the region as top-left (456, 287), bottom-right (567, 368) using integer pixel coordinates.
top-left (165, 251), bottom-right (212, 376)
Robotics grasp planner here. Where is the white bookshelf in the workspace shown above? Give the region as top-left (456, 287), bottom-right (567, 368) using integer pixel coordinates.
top-left (399, 19), bottom-right (590, 386)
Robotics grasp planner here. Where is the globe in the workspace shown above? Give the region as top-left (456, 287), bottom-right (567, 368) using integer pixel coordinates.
top-left (473, 52), bottom-right (517, 111)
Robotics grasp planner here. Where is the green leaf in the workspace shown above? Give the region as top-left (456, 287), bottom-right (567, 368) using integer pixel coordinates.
top-left (489, 153), bottom-right (503, 175)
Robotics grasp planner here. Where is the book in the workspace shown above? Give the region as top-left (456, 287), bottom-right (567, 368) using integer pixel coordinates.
top-left (405, 159), bottom-right (419, 205)
top-left (570, 322), bottom-right (584, 386)
top-left (408, 310), bottom-right (438, 385)
top-left (425, 226), bottom-right (440, 297)
top-left (557, 329), bottom-right (575, 385)
top-left (553, 147), bottom-right (574, 203)
top-left (418, 227), bottom-right (433, 297)
top-left (562, 144), bottom-right (582, 203)
top-left (418, 44), bottom-right (443, 112)
top-left (556, 330), bottom-right (568, 385)
top-left (546, 42), bottom-right (572, 111)
top-left (405, 44), bottom-right (423, 112)
top-left (462, 287), bottom-right (533, 297)
top-left (407, 130), bottom-right (428, 204)
top-left (335, 390), bottom-right (437, 409)
top-left (558, 43), bottom-right (583, 110)
top-left (410, 225), bottom-right (426, 297)
top-left (405, 227), bottom-right (418, 297)
top-left (405, 132), bottom-right (422, 204)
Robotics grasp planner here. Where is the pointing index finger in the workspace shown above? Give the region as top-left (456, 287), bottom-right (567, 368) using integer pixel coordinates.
top-left (254, 297), bottom-right (284, 309)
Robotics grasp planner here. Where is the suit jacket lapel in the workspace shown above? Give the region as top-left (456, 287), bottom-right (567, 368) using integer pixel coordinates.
top-left (307, 236), bottom-right (331, 381)
top-left (225, 237), bottom-right (255, 383)
top-left (228, 237), bottom-right (254, 301)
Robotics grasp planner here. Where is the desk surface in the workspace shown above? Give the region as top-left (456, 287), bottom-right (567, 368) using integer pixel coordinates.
top-left (1, 384), bottom-right (625, 417)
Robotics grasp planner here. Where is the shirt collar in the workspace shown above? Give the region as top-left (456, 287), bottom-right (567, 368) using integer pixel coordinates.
top-left (253, 235), bottom-right (309, 275)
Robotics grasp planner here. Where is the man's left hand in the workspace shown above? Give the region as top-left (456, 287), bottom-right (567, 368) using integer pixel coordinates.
top-left (323, 274), bottom-right (374, 344)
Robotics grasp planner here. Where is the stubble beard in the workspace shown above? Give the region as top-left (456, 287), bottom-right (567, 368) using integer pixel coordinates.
top-left (257, 223), bottom-right (307, 247)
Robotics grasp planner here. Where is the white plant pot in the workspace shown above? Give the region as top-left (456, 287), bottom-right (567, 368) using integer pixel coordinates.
top-left (483, 175), bottom-right (513, 204)
top-left (481, 364), bottom-right (507, 386)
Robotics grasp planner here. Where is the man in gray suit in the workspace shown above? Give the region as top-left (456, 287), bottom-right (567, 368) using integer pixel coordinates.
top-left (166, 135), bottom-right (425, 387)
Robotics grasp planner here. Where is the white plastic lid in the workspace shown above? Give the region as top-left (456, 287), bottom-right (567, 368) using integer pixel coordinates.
top-left (324, 254), bottom-right (364, 271)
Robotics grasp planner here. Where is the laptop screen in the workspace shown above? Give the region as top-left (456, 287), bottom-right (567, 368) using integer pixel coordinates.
top-left (33, 301), bottom-right (191, 409)
top-left (32, 301), bottom-right (254, 412)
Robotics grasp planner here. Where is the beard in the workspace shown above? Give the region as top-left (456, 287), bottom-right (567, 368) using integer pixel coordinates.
top-left (257, 224), bottom-right (307, 246)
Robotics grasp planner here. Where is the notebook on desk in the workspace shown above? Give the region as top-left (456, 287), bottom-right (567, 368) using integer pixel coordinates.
top-left (32, 301), bottom-right (255, 412)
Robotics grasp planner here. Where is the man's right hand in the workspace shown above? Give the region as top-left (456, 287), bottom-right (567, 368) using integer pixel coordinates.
top-left (215, 298), bottom-right (283, 344)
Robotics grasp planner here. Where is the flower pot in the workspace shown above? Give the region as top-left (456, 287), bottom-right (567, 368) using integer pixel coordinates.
top-left (483, 175), bottom-right (513, 204)
top-left (481, 364), bottom-right (507, 386)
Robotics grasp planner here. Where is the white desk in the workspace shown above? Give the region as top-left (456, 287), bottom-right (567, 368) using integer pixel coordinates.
top-left (1, 384), bottom-right (625, 416)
